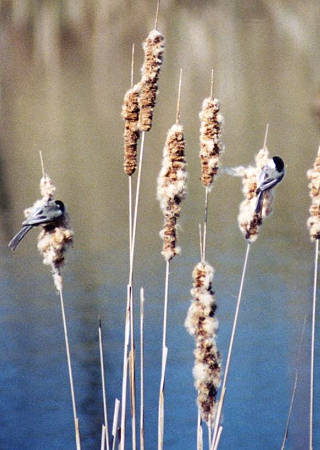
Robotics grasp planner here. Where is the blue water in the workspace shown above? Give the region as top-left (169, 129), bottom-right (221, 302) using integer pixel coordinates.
top-left (0, 235), bottom-right (317, 449)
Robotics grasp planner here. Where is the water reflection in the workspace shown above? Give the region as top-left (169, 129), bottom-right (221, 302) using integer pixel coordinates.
top-left (0, 1), bottom-right (319, 449)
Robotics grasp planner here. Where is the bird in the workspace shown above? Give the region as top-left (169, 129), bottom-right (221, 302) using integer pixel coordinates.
top-left (255, 156), bottom-right (285, 214)
top-left (8, 200), bottom-right (65, 251)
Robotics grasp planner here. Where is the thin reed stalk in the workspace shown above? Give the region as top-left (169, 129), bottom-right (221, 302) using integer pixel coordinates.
top-left (202, 187), bottom-right (209, 262)
top-left (197, 411), bottom-right (203, 450)
top-left (281, 315), bottom-right (307, 450)
top-left (112, 399), bottom-right (120, 450)
top-left (100, 425), bottom-right (106, 450)
top-left (212, 242), bottom-right (251, 448)
top-left (59, 287), bottom-right (81, 450)
top-left (158, 260), bottom-right (170, 450)
top-left (309, 238), bottom-right (318, 450)
top-left (158, 346), bottom-right (168, 450)
top-left (140, 287), bottom-right (145, 450)
top-left (119, 286), bottom-right (131, 450)
top-left (99, 319), bottom-right (110, 450)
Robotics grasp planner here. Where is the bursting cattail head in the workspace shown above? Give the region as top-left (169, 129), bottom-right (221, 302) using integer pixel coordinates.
top-left (237, 147), bottom-right (273, 243)
top-left (139, 29), bottom-right (165, 132)
top-left (307, 145), bottom-right (320, 240)
top-left (185, 262), bottom-right (221, 424)
top-left (157, 123), bottom-right (187, 261)
top-left (199, 97), bottom-right (224, 188)
top-left (121, 82), bottom-right (141, 175)
top-left (38, 174), bottom-right (73, 291)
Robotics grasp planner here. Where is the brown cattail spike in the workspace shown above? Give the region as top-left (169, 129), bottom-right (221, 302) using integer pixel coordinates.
top-left (185, 262), bottom-right (221, 424)
top-left (157, 123), bottom-right (187, 261)
top-left (139, 29), bottom-right (165, 132)
top-left (121, 82), bottom-right (141, 175)
top-left (307, 145), bottom-right (320, 240)
top-left (199, 95), bottom-right (224, 189)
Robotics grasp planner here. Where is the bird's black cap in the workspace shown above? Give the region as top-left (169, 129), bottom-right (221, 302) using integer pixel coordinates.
top-left (272, 156), bottom-right (284, 172)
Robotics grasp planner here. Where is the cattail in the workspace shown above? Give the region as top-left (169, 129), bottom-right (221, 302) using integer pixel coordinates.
top-left (35, 174), bottom-right (73, 291)
top-left (185, 262), bottom-right (221, 424)
top-left (199, 97), bottom-right (224, 188)
top-left (157, 123), bottom-right (187, 261)
top-left (121, 82), bottom-right (141, 175)
top-left (139, 29), bottom-right (165, 131)
top-left (237, 147), bottom-right (273, 243)
top-left (307, 145), bottom-right (320, 240)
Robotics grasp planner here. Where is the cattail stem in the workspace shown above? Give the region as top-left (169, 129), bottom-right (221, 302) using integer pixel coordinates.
top-left (129, 177), bottom-right (133, 273)
top-left (129, 131), bottom-right (146, 283)
top-left (202, 187), bottom-right (209, 262)
top-left (197, 410), bottom-right (203, 450)
top-left (212, 242), bottom-right (251, 447)
top-left (140, 287), bottom-right (145, 450)
top-left (99, 319), bottom-right (110, 450)
top-left (58, 287), bottom-right (81, 450)
top-left (281, 315), bottom-right (307, 450)
top-left (154, 0), bottom-right (160, 30)
top-left (212, 425), bottom-right (223, 450)
top-left (158, 260), bottom-right (170, 450)
top-left (111, 399), bottom-right (120, 450)
top-left (158, 346), bottom-right (168, 450)
top-left (310, 238), bottom-right (318, 450)
top-left (100, 425), bottom-right (106, 450)
top-left (176, 69), bottom-right (183, 125)
top-left (119, 286), bottom-right (131, 450)
top-left (39, 151), bottom-right (45, 177)
top-left (161, 260), bottom-right (170, 364)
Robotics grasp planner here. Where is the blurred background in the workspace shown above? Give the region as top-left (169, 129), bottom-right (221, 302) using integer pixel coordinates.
top-left (0, 0), bottom-right (319, 448)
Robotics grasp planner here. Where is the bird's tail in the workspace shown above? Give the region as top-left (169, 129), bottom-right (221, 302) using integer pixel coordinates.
top-left (8, 225), bottom-right (33, 251)
top-left (255, 191), bottom-right (264, 214)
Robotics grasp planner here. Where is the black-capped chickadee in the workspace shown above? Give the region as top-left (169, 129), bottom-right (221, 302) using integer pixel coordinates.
top-left (8, 200), bottom-right (65, 251)
top-left (255, 156), bottom-right (285, 214)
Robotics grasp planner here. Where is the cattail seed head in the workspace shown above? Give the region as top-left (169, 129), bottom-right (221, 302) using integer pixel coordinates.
top-left (157, 124), bottom-right (187, 261)
top-left (121, 82), bottom-right (141, 175)
top-left (307, 145), bottom-right (320, 240)
top-left (37, 174), bottom-right (73, 291)
top-left (238, 147), bottom-right (273, 243)
top-left (139, 29), bottom-right (165, 132)
top-left (199, 97), bottom-right (224, 188)
top-left (185, 262), bottom-right (221, 424)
